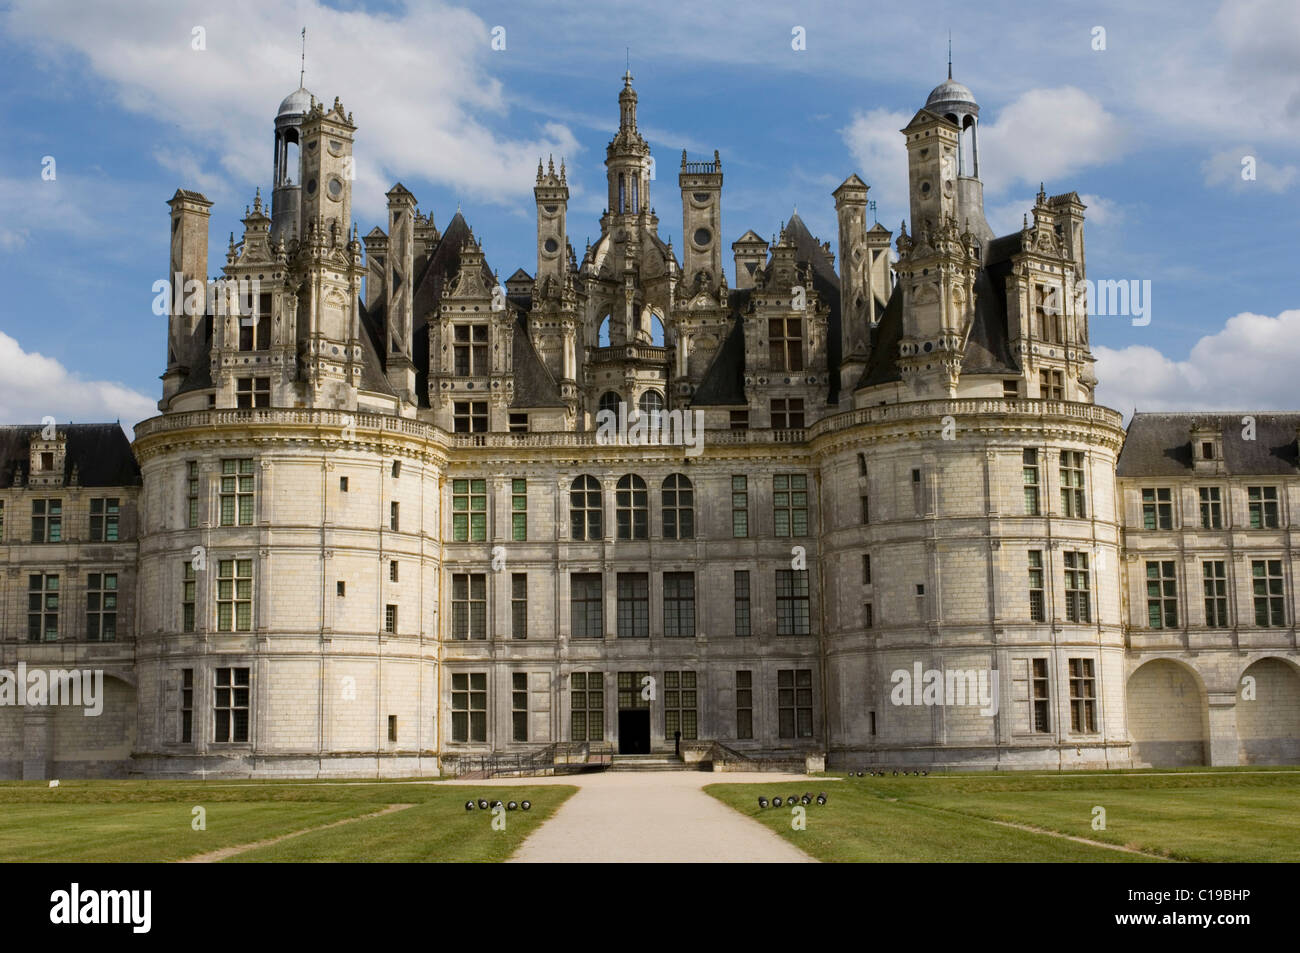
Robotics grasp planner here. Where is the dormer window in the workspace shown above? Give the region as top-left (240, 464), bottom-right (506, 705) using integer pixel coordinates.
top-left (1201, 441), bottom-right (1215, 460)
top-left (453, 324), bottom-right (488, 375)
top-left (28, 431), bottom-right (67, 488)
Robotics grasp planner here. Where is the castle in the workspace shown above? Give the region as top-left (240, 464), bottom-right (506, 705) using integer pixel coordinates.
top-left (1, 70), bottom-right (1297, 778)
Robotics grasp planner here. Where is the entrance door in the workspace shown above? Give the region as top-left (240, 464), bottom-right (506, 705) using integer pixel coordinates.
top-left (618, 710), bottom-right (650, 753)
top-left (617, 671), bottom-right (651, 753)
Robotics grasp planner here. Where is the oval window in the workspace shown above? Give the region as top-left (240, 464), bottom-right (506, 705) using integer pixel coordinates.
top-left (327, 177), bottom-right (343, 200)
top-left (920, 181), bottom-right (931, 195)
top-left (693, 227), bottom-right (711, 246)
top-left (306, 178), bottom-right (318, 195)
top-left (544, 238), bottom-right (559, 253)
top-left (327, 139), bottom-right (345, 156)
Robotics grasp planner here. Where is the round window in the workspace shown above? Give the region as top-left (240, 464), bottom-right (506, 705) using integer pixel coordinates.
top-left (544, 238), bottom-right (559, 253)
top-left (544, 204), bottom-right (557, 214)
top-left (327, 177), bottom-right (343, 200)
top-left (306, 178), bottom-right (318, 195)
top-left (693, 192), bottom-right (710, 203)
top-left (693, 227), bottom-right (711, 246)
top-left (920, 181), bottom-right (931, 195)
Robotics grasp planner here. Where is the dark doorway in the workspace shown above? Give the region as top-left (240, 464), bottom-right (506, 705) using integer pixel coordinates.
top-left (618, 709), bottom-right (650, 754)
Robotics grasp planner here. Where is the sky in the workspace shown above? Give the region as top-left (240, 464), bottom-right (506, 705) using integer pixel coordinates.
top-left (0, 0), bottom-right (1297, 433)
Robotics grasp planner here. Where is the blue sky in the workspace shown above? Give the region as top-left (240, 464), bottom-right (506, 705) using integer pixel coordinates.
top-left (1, 0), bottom-right (1297, 429)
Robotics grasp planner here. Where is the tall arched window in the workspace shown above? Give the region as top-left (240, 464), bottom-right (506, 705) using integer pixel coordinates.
top-left (616, 474), bottom-right (648, 539)
top-left (637, 390), bottom-right (664, 418)
top-left (570, 475), bottom-right (602, 540)
top-left (662, 473), bottom-right (694, 540)
top-left (598, 391), bottom-right (622, 417)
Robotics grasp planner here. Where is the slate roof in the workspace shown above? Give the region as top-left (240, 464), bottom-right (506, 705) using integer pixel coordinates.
top-left (782, 214), bottom-right (842, 402)
top-left (691, 311), bottom-right (748, 406)
top-left (0, 423), bottom-right (141, 487)
top-left (1117, 413), bottom-right (1300, 477)
top-left (509, 315), bottom-right (565, 409)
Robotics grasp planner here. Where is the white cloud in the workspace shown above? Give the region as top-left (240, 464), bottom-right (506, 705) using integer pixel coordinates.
top-left (1095, 308), bottom-right (1300, 415)
top-left (839, 107), bottom-right (912, 228)
top-left (0, 331), bottom-right (157, 436)
top-left (4, 0), bottom-right (579, 220)
top-left (1201, 145), bottom-right (1298, 193)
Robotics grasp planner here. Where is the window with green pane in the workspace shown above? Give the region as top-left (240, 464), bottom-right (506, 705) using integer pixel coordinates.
top-left (511, 478), bottom-right (527, 540)
top-left (731, 475), bottom-right (748, 538)
top-left (571, 671), bottom-right (604, 741)
top-left (451, 672), bottom-right (487, 743)
top-left (1145, 560), bottom-right (1177, 628)
top-left (182, 561), bottom-right (197, 633)
top-left (216, 558), bottom-right (253, 632)
top-left (1022, 449), bottom-right (1040, 515)
top-left (186, 461), bottom-right (200, 527)
top-left (452, 478), bottom-right (487, 541)
top-left (86, 572), bottom-right (118, 642)
top-left (1252, 559), bottom-right (1284, 626)
top-left (773, 473), bottom-right (808, 536)
top-left (664, 671), bottom-right (698, 740)
top-left (219, 459), bottom-right (255, 526)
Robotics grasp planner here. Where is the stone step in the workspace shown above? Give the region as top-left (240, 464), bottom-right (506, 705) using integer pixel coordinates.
top-left (607, 755), bottom-right (699, 772)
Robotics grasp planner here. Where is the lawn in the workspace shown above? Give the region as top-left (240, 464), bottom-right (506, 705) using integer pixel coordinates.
top-left (706, 768), bottom-right (1300, 862)
top-left (0, 780), bottom-right (576, 863)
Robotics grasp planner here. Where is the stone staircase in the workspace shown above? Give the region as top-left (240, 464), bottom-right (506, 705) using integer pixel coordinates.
top-left (607, 753), bottom-right (701, 772)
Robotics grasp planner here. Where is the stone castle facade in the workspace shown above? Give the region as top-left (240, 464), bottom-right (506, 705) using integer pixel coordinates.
top-left (1, 72), bottom-right (1296, 778)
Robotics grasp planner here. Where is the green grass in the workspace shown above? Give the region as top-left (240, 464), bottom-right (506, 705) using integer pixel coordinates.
top-left (706, 769), bottom-right (1300, 862)
top-left (0, 780), bottom-right (575, 862)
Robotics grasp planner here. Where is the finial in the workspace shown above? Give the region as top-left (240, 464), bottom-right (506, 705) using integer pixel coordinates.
top-left (947, 32), bottom-right (952, 80)
top-left (299, 27), bottom-right (306, 88)
top-left (559, 158), bottom-right (566, 182)
top-left (548, 154), bottom-right (555, 176)
top-left (1023, 213), bottom-right (1029, 228)
top-left (623, 68), bottom-right (633, 88)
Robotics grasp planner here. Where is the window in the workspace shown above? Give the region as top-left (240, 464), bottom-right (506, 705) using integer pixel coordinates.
top-left (1022, 449), bottom-right (1040, 515)
top-left (664, 671), bottom-right (698, 740)
top-left (453, 401), bottom-right (488, 433)
top-left (512, 673), bottom-right (528, 742)
top-left (180, 669), bottom-right (194, 743)
top-left (391, 461), bottom-right (401, 478)
top-left (1039, 369), bottom-right (1064, 400)
top-left (860, 495), bottom-right (870, 524)
top-left (730, 410), bottom-right (749, 430)
top-left (239, 298), bottom-right (270, 350)
top-left (570, 672), bottom-right (604, 741)
top-left (183, 562), bottom-right (197, 632)
top-left (0, 499), bottom-right (4, 541)
top-left (571, 573), bottom-right (603, 638)
top-left (27, 574), bottom-right (59, 641)
top-left (1003, 379), bottom-right (1020, 398)
top-left (85, 572), bottom-right (118, 642)
top-left (216, 559), bottom-right (253, 632)
top-left (219, 459), bottom-right (254, 526)
top-left (1067, 659), bottom-right (1097, 733)
top-left (661, 474), bottom-right (694, 539)
top-left (1203, 561), bottom-right (1228, 628)
top-left (453, 324), bottom-right (489, 375)
top-left (734, 570), bottom-right (751, 636)
top-left (384, 604), bottom-right (397, 634)
top-left (1142, 488), bottom-right (1173, 530)
top-left (1035, 283), bottom-right (1062, 343)
top-left (451, 673), bottom-right (487, 743)
top-left (213, 667), bottom-right (250, 743)
top-left (862, 554), bottom-right (872, 585)
top-left (389, 560), bottom-right (399, 583)
top-left (451, 573), bottom-right (487, 640)
top-left (1063, 551), bottom-right (1090, 623)
top-left (663, 572), bottom-right (696, 638)
top-left (570, 475), bottom-right (602, 540)
top-left (1201, 441), bottom-right (1216, 460)
top-left (511, 574), bottom-right (528, 639)
top-left (1199, 487), bottom-right (1223, 529)
top-left (731, 475), bottom-right (748, 538)
top-left (31, 499), bottom-right (62, 542)
top-left (617, 671), bottom-right (651, 711)
top-left (776, 569), bottom-right (811, 635)
top-left (616, 572), bottom-right (649, 638)
top-left (389, 501), bottom-right (400, 531)
top-left (1248, 486), bottom-right (1279, 529)
top-left (339, 476), bottom-right (349, 492)
top-left (509, 413), bottom-right (529, 433)
top-left (1252, 559), bottom-right (1284, 627)
top-left (863, 602), bottom-right (873, 628)
top-left (770, 397), bottom-right (805, 429)
top-left (735, 671), bottom-right (753, 740)
top-left (773, 473), bottom-right (809, 536)
top-left (1028, 550), bottom-right (1045, 623)
top-left (1146, 561), bottom-right (1178, 628)
top-left (768, 317), bottom-right (803, 371)
top-left (511, 479), bottom-right (527, 540)
top-left (616, 474), bottom-right (648, 539)
top-left (777, 669), bottom-right (814, 739)
top-left (857, 452), bottom-right (868, 477)
top-left (1059, 451), bottom-right (1086, 518)
top-left (452, 478), bottom-right (487, 541)
top-left (637, 390), bottom-right (664, 419)
top-left (236, 377), bottom-right (270, 408)
top-left (186, 462), bottom-right (200, 527)
top-left (337, 580), bottom-right (346, 597)
top-left (388, 715), bottom-right (398, 743)
top-left (1031, 659), bottom-right (1050, 732)
top-left (598, 391), bottom-right (621, 417)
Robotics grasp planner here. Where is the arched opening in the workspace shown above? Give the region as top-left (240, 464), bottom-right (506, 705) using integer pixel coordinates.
top-left (52, 673), bottom-right (137, 778)
top-left (615, 474), bottom-right (648, 539)
top-left (597, 313), bottom-right (613, 347)
top-left (276, 128), bottom-right (300, 187)
top-left (570, 475), bottom-right (602, 540)
top-left (1126, 659), bottom-right (1208, 767)
top-left (662, 473), bottom-right (694, 539)
top-left (598, 391), bottom-right (622, 417)
top-left (637, 389), bottom-right (664, 419)
top-left (1237, 657), bottom-right (1300, 764)
top-left (649, 312), bottom-right (666, 346)
top-left (618, 173), bottom-right (626, 214)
